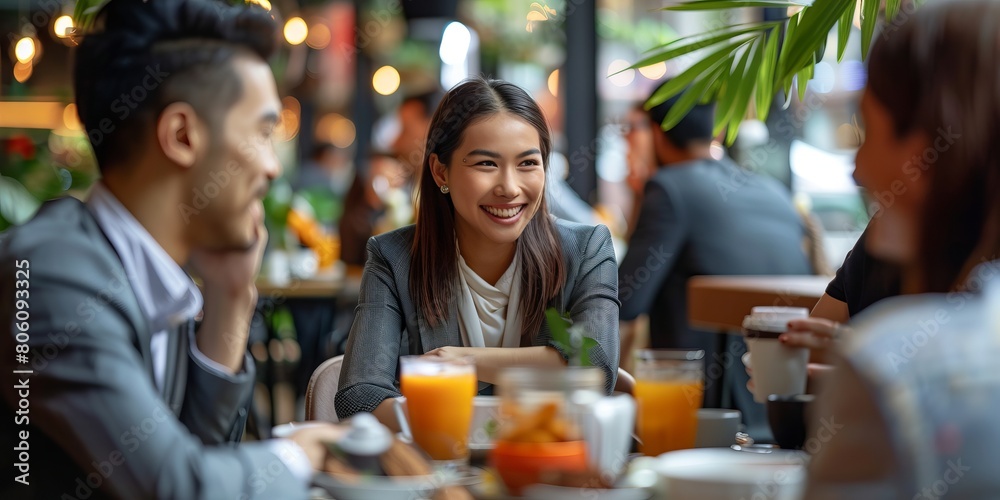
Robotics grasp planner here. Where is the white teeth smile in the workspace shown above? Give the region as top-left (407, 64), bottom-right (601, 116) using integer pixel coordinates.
top-left (483, 205), bottom-right (524, 219)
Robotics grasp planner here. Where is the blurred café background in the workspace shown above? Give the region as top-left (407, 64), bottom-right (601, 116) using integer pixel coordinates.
top-left (0, 0), bottom-right (871, 432)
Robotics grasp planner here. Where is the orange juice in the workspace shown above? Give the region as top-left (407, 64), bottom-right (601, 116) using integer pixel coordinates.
top-left (634, 379), bottom-right (704, 456)
top-left (400, 372), bottom-right (477, 460)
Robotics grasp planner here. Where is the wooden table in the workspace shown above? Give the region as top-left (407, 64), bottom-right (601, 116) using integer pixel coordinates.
top-left (688, 275), bottom-right (831, 332)
top-left (255, 274), bottom-right (345, 299)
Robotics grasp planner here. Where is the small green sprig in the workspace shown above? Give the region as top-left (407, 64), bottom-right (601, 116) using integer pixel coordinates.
top-left (545, 307), bottom-right (598, 367)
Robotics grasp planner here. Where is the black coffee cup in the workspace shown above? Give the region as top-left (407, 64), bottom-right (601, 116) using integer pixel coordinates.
top-left (766, 394), bottom-right (815, 450)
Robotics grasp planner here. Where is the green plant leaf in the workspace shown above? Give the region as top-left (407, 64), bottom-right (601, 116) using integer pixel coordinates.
top-left (780, 0), bottom-right (853, 84)
top-left (0, 176), bottom-right (42, 231)
top-left (776, 11), bottom-right (800, 95)
top-left (665, 0), bottom-right (810, 10)
top-left (545, 307), bottom-right (572, 352)
top-left (837, 0), bottom-right (857, 62)
top-left (663, 60), bottom-right (727, 131)
top-left (724, 38), bottom-right (764, 145)
top-left (713, 46), bottom-right (753, 137)
top-left (886, 0), bottom-right (902, 21)
top-left (577, 337), bottom-right (599, 368)
top-left (646, 38), bottom-right (750, 109)
top-left (860, 0), bottom-right (880, 60)
top-left (755, 28), bottom-right (780, 123)
top-left (628, 22), bottom-right (778, 72)
top-left (796, 55), bottom-right (815, 101)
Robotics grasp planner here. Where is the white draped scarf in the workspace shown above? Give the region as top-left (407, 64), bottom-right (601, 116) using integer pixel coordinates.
top-left (455, 247), bottom-right (523, 348)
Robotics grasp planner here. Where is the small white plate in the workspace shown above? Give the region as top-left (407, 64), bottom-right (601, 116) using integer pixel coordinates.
top-left (312, 468), bottom-right (462, 500)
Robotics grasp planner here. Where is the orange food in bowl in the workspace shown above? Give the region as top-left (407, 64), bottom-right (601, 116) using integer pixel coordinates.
top-left (490, 440), bottom-right (588, 496)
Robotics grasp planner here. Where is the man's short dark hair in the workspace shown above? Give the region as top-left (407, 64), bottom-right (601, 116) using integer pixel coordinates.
top-left (645, 80), bottom-right (716, 148)
top-left (73, 0), bottom-right (277, 170)
top-left (402, 90), bottom-right (445, 118)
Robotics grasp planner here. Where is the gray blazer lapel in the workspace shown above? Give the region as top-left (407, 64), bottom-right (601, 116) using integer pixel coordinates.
top-left (162, 320), bottom-right (189, 415)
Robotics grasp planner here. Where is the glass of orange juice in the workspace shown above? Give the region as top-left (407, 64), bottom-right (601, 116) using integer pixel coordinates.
top-left (634, 349), bottom-right (705, 456)
top-left (399, 356), bottom-right (477, 464)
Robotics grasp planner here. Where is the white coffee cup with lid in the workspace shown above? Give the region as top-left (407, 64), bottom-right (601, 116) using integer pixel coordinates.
top-left (742, 307), bottom-right (809, 404)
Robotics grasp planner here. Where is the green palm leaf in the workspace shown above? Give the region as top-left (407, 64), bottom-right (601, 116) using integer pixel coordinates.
top-left (635, 0), bottom-right (925, 144)
top-left (837, 0), bottom-right (857, 62)
top-left (860, 0), bottom-right (881, 60)
top-left (665, 0), bottom-right (811, 10)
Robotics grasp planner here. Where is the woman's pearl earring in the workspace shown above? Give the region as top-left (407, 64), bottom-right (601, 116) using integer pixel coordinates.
top-left (440, 184), bottom-right (450, 194)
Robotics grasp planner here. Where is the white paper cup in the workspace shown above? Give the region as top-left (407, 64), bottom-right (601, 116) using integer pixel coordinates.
top-left (742, 307), bottom-right (809, 404)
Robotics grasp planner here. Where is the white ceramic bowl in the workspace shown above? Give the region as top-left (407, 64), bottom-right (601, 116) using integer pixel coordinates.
top-left (650, 448), bottom-right (807, 500)
top-left (312, 470), bottom-right (456, 500)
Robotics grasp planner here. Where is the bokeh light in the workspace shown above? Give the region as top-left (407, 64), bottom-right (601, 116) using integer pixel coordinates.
top-left (316, 113), bottom-right (356, 148)
top-left (15, 37), bottom-right (35, 64)
top-left (13, 61), bottom-right (33, 83)
top-left (306, 23), bottom-right (331, 49)
top-left (607, 59), bottom-right (635, 87)
top-left (638, 62), bottom-right (667, 80)
top-left (62, 103), bottom-right (82, 131)
top-left (54, 16), bottom-right (74, 38)
top-left (284, 17), bottom-right (308, 45)
top-left (372, 66), bottom-right (401, 96)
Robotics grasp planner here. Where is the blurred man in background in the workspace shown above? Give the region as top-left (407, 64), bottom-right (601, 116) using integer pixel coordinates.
top-left (618, 81), bottom-right (812, 438)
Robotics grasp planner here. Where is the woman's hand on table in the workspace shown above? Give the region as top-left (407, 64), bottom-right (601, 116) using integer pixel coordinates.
top-left (422, 346), bottom-right (565, 385)
top-left (422, 345), bottom-right (471, 362)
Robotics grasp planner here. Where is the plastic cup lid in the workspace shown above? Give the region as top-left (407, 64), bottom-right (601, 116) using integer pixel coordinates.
top-left (742, 307), bottom-right (809, 333)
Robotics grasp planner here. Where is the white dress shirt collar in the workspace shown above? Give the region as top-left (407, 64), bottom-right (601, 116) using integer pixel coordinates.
top-left (86, 182), bottom-right (203, 333)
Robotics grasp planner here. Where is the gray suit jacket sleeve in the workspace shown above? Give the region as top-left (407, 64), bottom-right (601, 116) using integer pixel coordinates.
top-left (0, 227), bottom-right (306, 499)
top-left (335, 235), bottom-right (405, 418)
top-left (179, 346), bottom-right (256, 445)
top-left (544, 223), bottom-right (621, 394)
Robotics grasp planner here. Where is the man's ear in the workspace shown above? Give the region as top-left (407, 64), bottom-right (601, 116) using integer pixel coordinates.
top-left (156, 102), bottom-right (208, 169)
top-left (429, 153), bottom-right (448, 187)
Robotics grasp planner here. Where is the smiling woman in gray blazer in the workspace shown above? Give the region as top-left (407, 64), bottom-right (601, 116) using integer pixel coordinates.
top-left (335, 78), bottom-right (620, 425)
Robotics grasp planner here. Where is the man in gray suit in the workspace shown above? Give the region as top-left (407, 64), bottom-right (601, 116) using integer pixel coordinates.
top-left (618, 82), bottom-right (812, 437)
top-left (0, 1), bottom-right (340, 498)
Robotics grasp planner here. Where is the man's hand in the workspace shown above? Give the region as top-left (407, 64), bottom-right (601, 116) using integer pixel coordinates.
top-left (189, 224), bottom-right (268, 372)
top-left (189, 224), bottom-right (268, 299)
top-left (287, 423), bottom-right (347, 470)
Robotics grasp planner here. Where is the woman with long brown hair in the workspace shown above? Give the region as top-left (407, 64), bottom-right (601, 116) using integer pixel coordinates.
top-left (334, 77), bottom-right (620, 427)
top-left (806, 0), bottom-right (1000, 496)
